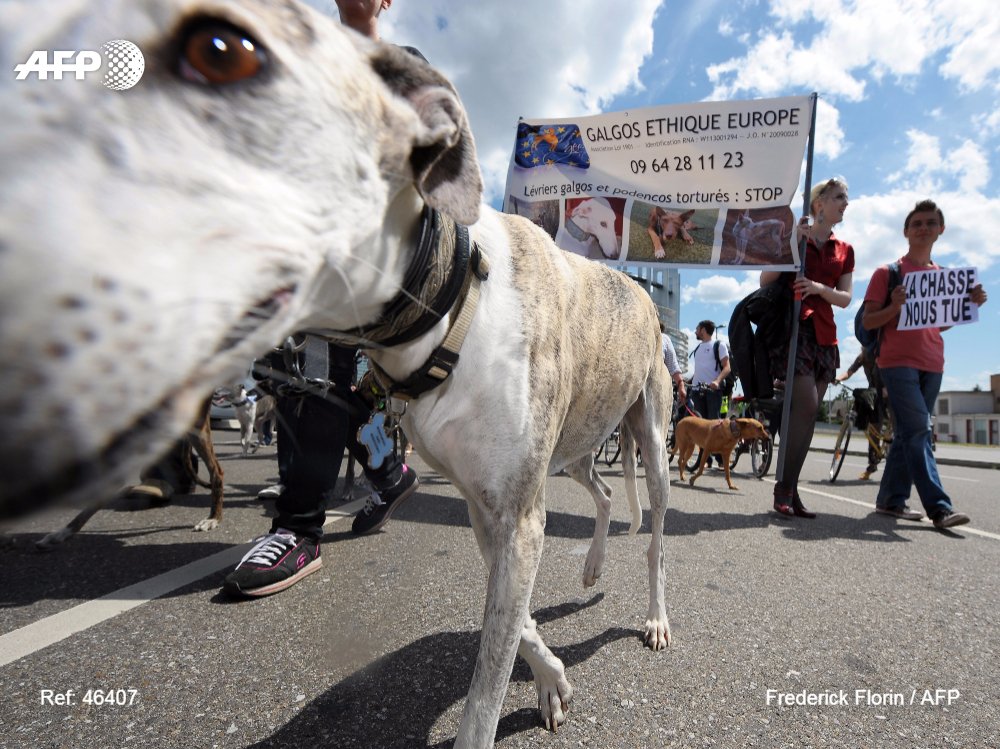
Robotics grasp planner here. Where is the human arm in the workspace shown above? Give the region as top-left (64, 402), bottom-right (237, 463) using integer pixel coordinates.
top-left (793, 271), bottom-right (853, 309)
top-left (760, 270), bottom-right (783, 287)
top-left (836, 352), bottom-right (864, 382)
top-left (708, 355), bottom-right (731, 391)
top-left (861, 284), bottom-right (906, 331)
top-left (661, 334), bottom-right (687, 400)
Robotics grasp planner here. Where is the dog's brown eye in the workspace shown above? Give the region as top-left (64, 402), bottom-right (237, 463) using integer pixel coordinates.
top-left (179, 22), bottom-right (265, 85)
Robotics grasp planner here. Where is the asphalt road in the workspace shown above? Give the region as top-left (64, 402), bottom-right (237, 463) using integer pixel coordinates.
top-left (2, 428), bottom-right (998, 749)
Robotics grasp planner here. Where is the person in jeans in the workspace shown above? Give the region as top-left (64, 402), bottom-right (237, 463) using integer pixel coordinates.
top-left (862, 199), bottom-right (987, 528)
top-left (224, 0), bottom-right (422, 597)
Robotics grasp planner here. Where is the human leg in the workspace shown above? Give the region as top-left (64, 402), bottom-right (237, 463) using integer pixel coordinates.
top-left (257, 394), bottom-right (295, 499)
top-left (777, 374), bottom-right (826, 518)
top-left (342, 388), bottom-right (420, 535)
top-left (877, 367), bottom-right (958, 521)
top-left (224, 392), bottom-right (348, 597)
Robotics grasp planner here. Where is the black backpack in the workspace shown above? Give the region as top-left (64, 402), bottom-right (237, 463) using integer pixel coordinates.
top-left (727, 276), bottom-right (794, 401)
top-left (855, 262), bottom-right (901, 357)
top-left (693, 340), bottom-right (736, 396)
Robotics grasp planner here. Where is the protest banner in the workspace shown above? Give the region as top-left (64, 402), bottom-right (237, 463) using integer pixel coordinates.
top-left (502, 95), bottom-right (813, 270)
top-left (897, 267), bottom-right (980, 331)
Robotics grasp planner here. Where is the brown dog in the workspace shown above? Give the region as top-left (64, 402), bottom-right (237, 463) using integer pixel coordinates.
top-left (672, 417), bottom-right (769, 490)
top-left (35, 397), bottom-right (225, 549)
top-left (647, 207), bottom-right (697, 258)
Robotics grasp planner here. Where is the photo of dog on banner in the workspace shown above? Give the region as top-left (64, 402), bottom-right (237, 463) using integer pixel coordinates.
top-left (627, 201), bottom-right (716, 264)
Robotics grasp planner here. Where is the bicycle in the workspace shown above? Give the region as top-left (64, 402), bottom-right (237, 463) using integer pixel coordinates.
top-left (828, 382), bottom-right (893, 482)
top-left (600, 423), bottom-right (622, 467)
top-left (726, 392), bottom-right (778, 479)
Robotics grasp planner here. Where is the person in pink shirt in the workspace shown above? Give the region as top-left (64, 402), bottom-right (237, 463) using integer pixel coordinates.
top-left (861, 199), bottom-right (988, 529)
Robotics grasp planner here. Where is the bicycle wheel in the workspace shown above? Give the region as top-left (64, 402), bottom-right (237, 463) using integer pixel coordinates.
top-left (594, 439), bottom-right (605, 462)
top-left (829, 418), bottom-right (852, 482)
top-left (751, 437), bottom-right (773, 478)
top-left (603, 431), bottom-right (621, 466)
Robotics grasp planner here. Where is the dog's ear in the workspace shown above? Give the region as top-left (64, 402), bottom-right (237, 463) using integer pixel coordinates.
top-left (729, 419), bottom-right (741, 438)
top-left (370, 45), bottom-right (482, 226)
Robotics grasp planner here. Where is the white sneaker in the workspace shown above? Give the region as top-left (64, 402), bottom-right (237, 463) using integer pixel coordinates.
top-left (256, 483), bottom-right (285, 500)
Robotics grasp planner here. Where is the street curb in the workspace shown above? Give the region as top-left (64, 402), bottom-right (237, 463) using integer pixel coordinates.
top-left (811, 446), bottom-right (999, 471)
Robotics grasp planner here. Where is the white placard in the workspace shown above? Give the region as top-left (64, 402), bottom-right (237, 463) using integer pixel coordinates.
top-left (897, 267), bottom-right (980, 331)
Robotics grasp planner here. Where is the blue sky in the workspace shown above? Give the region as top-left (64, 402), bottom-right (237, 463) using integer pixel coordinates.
top-left (374, 0), bottom-right (999, 391)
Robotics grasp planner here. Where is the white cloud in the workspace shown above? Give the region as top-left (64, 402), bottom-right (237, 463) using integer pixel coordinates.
top-left (681, 273), bottom-right (760, 304)
top-left (838, 187), bottom-right (1000, 282)
top-left (708, 0), bottom-right (997, 103)
top-left (938, 4), bottom-right (1000, 91)
top-left (383, 0), bottom-right (664, 202)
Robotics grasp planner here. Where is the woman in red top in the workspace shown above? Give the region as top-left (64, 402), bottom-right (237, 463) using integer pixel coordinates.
top-left (761, 177), bottom-right (855, 517)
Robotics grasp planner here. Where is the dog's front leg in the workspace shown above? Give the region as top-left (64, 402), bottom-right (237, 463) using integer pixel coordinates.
top-left (647, 227), bottom-right (667, 259)
top-left (722, 450), bottom-right (738, 490)
top-left (191, 423), bottom-right (225, 533)
top-left (518, 611), bottom-right (572, 730)
top-left (457, 488), bottom-right (550, 747)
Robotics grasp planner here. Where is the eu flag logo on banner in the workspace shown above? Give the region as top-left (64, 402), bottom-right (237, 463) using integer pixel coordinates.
top-left (514, 123), bottom-right (590, 169)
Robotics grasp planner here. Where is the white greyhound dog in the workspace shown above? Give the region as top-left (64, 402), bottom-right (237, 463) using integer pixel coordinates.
top-left (555, 197), bottom-right (622, 259)
top-left (0, 3), bottom-right (672, 747)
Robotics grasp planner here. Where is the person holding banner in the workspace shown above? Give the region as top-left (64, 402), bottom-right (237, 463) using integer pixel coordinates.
top-left (761, 177), bottom-right (854, 518)
top-left (861, 199), bottom-right (988, 529)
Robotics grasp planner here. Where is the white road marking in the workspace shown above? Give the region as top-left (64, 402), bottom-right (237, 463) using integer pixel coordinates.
top-left (770, 478), bottom-right (1000, 542)
top-left (0, 499), bottom-right (365, 669)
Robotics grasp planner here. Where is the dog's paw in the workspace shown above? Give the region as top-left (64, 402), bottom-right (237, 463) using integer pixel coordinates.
top-left (582, 545), bottom-right (605, 588)
top-left (653, 248), bottom-right (666, 259)
top-left (688, 477), bottom-right (696, 487)
top-left (644, 617), bottom-right (671, 651)
top-left (35, 528), bottom-right (72, 551)
top-left (537, 675), bottom-right (573, 732)
top-left (193, 519), bottom-right (220, 532)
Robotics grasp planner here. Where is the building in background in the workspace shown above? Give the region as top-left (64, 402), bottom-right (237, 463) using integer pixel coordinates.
top-left (622, 265), bottom-right (686, 372)
top-left (934, 374), bottom-right (1000, 445)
